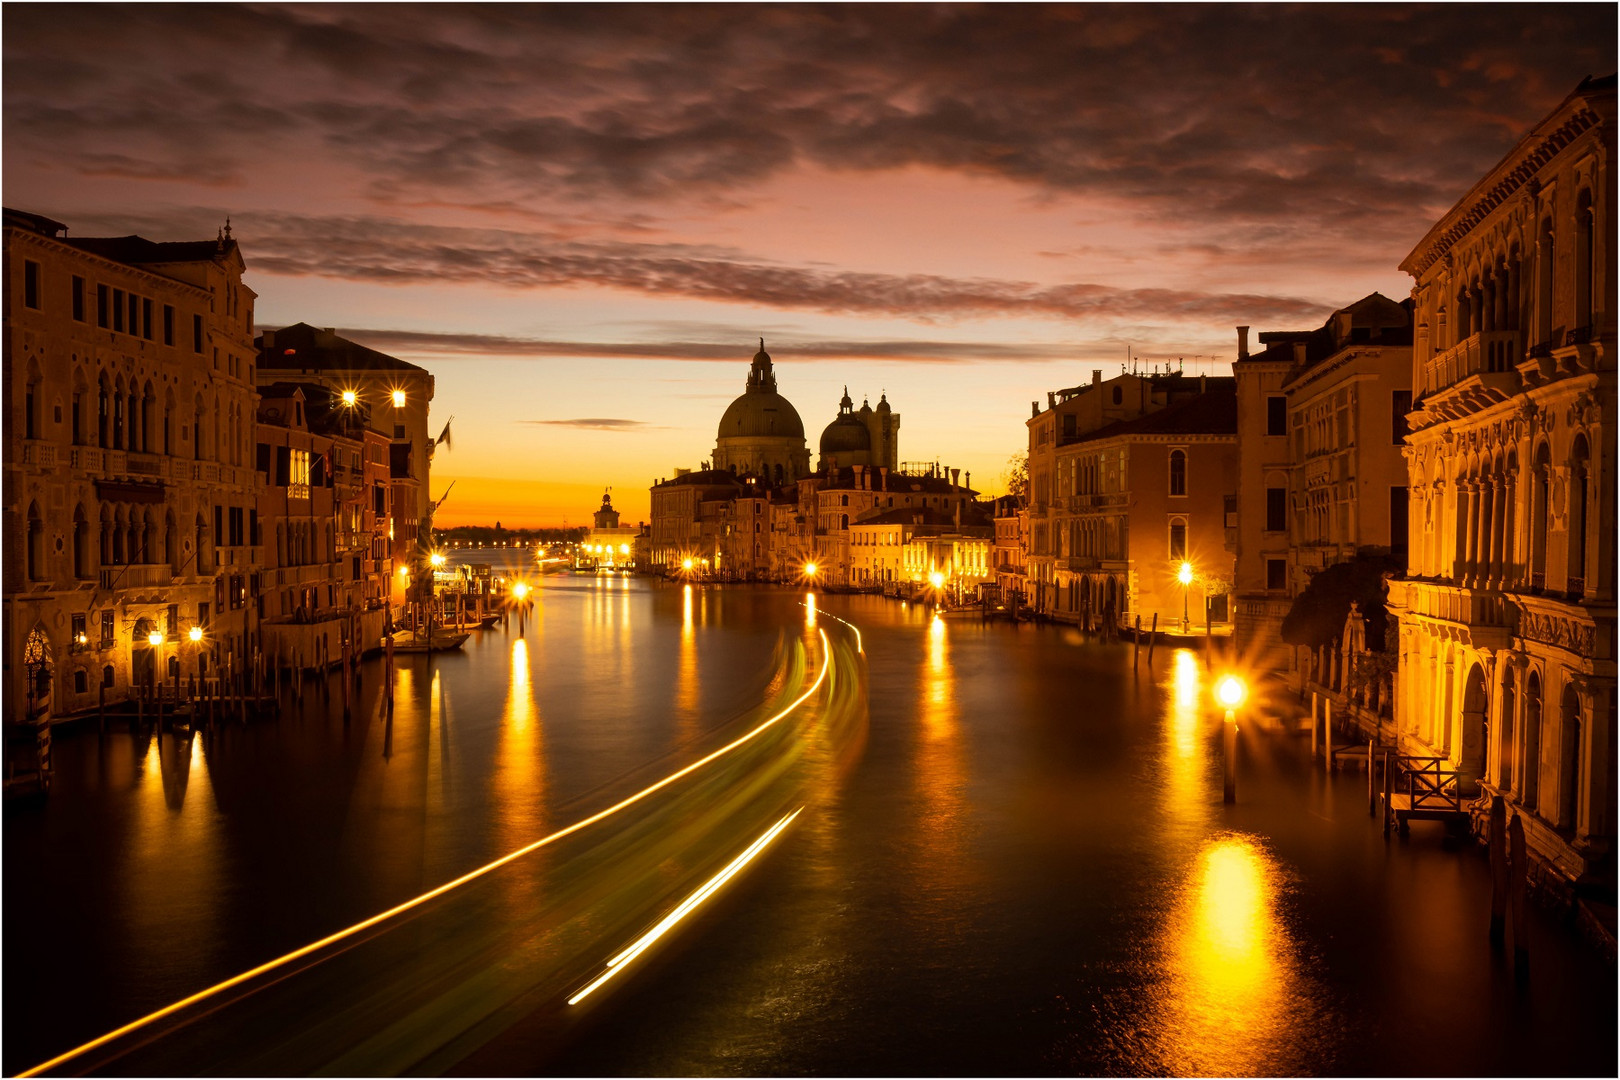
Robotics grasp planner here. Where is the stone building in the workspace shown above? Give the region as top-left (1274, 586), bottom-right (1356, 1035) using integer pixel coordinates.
top-left (647, 468), bottom-right (749, 572)
top-left (1387, 76), bottom-right (1616, 890)
top-left (4, 209), bottom-right (261, 724)
top-left (1025, 369), bottom-right (1219, 616)
top-left (1231, 294), bottom-right (1414, 672)
top-left (818, 387), bottom-right (899, 472)
top-left (1050, 386), bottom-right (1237, 633)
top-left (712, 340), bottom-right (810, 483)
top-left (584, 490), bottom-right (641, 568)
top-left (991, 495), bottom-right (1028, 609)
top-left (256, 324), bottom-right (435, 613)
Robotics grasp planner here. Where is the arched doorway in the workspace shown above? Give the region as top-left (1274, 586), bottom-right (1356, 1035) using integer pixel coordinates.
top-left (1460, 662), bottom-right (1488, 789)
top-left (132, 617), bottom-right (157, 691)
top-left (23, 624), bottom-right (54, 719)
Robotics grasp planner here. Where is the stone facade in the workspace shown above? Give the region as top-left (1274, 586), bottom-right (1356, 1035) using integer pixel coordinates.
top-left (4, 209), bottom-right (261, 724)
top-left (1387, 76), bottom-right (1615, 886)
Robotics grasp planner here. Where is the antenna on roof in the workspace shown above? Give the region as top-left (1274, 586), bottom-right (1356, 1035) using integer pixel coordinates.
top-left (223, 216), bottom-right (232, 240)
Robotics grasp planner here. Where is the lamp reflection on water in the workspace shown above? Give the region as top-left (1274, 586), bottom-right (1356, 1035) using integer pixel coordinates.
top-left (1161, 649), bottom-right (1211, 835)
top-left (1147, 833), bottom-right (1305, 1077)
top-left (494, 638), bottom-right (546, 845)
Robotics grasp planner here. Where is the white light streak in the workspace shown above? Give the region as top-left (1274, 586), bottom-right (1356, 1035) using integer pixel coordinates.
top-left (568, 807), bottom-right (803, 1005)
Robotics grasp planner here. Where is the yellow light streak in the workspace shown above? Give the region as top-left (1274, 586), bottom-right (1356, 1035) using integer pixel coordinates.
top-left (807, 606), bottom-right (863, 654)
top-left (20, 632), bottom-right (834, 1078)
top-left (568, 807), bottom-right (803, 1005)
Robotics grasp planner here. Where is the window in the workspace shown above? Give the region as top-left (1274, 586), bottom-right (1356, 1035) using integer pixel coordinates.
top-left (1169, 520), bottom-right (1187, 560)
top-left (193, 314), bottom-right (204, 353)
top-left (100, 610), bottom-right (114, 649)
top-left (71, 614), bottom-right (87, 653)
top-left (23, 260), bottom-right (40, 309)
top-left (102, 664), bottom-right (115, 688)
top-left (1266, 558), bottom-right (1287, 591)
top-left (1266, 395), bottom-right (1287, 436)
top-left (1111, 385), bottom-right (1123, 406)
top-left (97, 284), bottom-right (110, 327)
top-left (1391, 390), bottom-right (1412, 444)
top-left (163, 305), bottom-right (175, 345)
top-left (25, 383), bottom-right (36, 439)
top-left (1390, 486), bottom-right (1408, 557)
top-left (1265, 487), bottom-right (1287, 533)
top-left (198, 603), bottom-right (210, 627)
top-left (142, 298), bottom-right (153, 340)
top-left (393, 423), bottom-right (406, 439)
top-left (112, 288), bottom-right (126, 332)
top-left (128, 292), bottom-right (138, 335)
top-left (75, 670), bottom-right (88, 695)
top-left (1224, 494), bottom-right (1238, 529)
top-left (1169, 449), bottom-right (1187, 496)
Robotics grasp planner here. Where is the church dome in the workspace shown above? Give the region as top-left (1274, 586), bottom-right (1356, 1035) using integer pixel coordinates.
top-left (716, 340), bottom-right (805, 440)
top-left (819, 386), bottom-right (872, 457)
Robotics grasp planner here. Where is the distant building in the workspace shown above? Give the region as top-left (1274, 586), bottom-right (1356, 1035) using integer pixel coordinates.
top-left (583, 490), bottom-right (640, 567)
top-left (818, 387), bottom-right (899, 472)
top-left (4, 208), bottom-right (260, 724)
top-left (1231, 293), bottom-right (1414, 672)
top-left (1388, 76), bottom-right (1615, 890)
top-left (991, 495), bottom-right (1028, 610)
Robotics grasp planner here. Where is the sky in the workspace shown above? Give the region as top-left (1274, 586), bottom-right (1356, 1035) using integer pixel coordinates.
top-left (5, 4), bottom-right (1612, 527)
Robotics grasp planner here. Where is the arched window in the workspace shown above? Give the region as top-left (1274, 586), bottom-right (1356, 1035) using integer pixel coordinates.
top-left (1168, 518), bottom-right (1187, 561)
top-left (1111, 385), bottom-right (1123, 406)
top-left (1168, 449), bottom-right (1187, 496)
top-left (113, 377), bottom-right (126, 449)
top-left (1530, 443), bottom-right (1551, 587)
top-left (1569, 435), bottom-right (1589, 594)
top-left (98, 374), bottom-right (111, 448)
top-left (26, 500), bottom-right (44, 580)
top-left (73, 504), bottom-right (89, 579)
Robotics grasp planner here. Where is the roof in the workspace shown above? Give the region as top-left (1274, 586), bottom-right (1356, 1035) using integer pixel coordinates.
top-left (1069, 386), bottom-right (1237, 444)
top-left (3, 208), bottom-right (67, 237)
top-left (653, 469), bottom-right (748, 490)
top-left (1248, 292), bottom-right (1412, 373)
top-left (819, 468), bottom-right (977, 496)
top-left (851, 506), bottom-right (992, 531)
top-left (64, 235), bottom-right (238, 266)
top-left (258, 322), bottom-right (427, 374)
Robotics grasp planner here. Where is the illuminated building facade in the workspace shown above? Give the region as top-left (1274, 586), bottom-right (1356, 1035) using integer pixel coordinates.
top-left (1231, 294), bottom-right (1414, 673)
top-left (1388, 77), bottom-right (1616, 889)
top-left (1050, 386), bottom-right (1237, 633)
top-left (3, 209), bottom-right (261, 724)
top-left (992, 495), bottom-right (1028, 608)
top-left (583, 490), bottom-right (640, 568)
top-left (256, 323), bottom-right (435, 613)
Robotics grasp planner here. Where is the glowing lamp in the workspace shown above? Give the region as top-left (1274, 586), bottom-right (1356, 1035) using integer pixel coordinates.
top-left (1215, 675), bottom-right (1247, 710)
top-left (397, 565), bottom-right (409, 577)
top-left (391, 389), bottom-right (406, 407)
top-left (188, 626), bottom-right (203, 642)
top-left (1178, 561), bottom-right (1194, 586)
top-left (513, 583), bottom-right (529, 600)
top-left (147, 631), bottom-right (164, 647)
top-left (620, 543), bottom-right (629, 555)
top-left (341, 389), bottom-right (358, 406)
top-left (682, 558), bottom-right (694, 571)
top-left (429, 552), bottom-right (445, 567)
top-left (928, 570), bottom-right (945, 589)
top-left (804, 561), bottom-right (818, 577)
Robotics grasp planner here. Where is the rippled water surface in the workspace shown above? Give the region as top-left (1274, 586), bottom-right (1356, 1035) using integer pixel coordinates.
top-left (5, 573), bottom-right (1614, 1076)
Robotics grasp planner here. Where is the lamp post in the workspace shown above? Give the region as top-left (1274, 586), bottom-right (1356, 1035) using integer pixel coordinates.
top-left (1216, 674), bottom-right (1247, 804)
top-left (1177, 561), bottom-right (1194, 632)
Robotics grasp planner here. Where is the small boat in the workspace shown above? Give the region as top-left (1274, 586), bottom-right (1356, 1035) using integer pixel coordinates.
top-left (388, 629), bottom-right (470, 654)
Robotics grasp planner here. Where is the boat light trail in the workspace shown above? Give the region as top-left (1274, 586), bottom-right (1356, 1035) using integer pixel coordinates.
top-left (803, 602), bottom-right (863, 654)
top-left (568, 807), bottom-right (804, 1005)
top-left (20, 632), bottom-right (831, 1078)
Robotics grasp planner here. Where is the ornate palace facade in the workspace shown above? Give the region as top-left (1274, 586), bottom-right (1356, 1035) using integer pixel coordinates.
top-left (1388, 77), bottom-right (1615, 886)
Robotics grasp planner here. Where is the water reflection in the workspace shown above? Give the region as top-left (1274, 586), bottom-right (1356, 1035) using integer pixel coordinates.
top-left (493, 638), bottom-right (547, 846)
top-left (1148, 833), bottom-right (1305, 1077)
top-left (1162, 649), bottom-right (1212, 835)
top-left (676, 585), bottom-right (700, 742)
top-left (915, 612), bottom-right (965, 872)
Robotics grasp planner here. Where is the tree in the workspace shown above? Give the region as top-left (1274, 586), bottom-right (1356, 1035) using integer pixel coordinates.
top-left (1002, 452), bottom-right (1029, 504)
top-left (1279, 552), bottom-right (1400, 651)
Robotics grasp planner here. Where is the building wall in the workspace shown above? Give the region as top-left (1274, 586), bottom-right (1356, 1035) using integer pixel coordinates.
top-left (5, 218), bottom-right (261, 723)
top-left (1389, 79), bottom-right (1615, 883)
top-left (1231, 351), bottom-right (1294, 665)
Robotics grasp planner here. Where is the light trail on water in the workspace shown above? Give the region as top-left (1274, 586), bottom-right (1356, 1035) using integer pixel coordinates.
top-left (20, 629), bottom-right (836, 1078)
top-left (568, 807), bottom-right (804, 1005)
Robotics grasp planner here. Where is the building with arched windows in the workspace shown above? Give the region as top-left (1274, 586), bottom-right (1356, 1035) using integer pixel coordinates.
top-left (3, 208), bottom-right (261, 727)
top-left (1387, 76), bottom-right (1615, 892)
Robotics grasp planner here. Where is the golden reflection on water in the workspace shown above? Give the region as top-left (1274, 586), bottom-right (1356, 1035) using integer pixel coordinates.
top-left (1162, 649), bottom-right (1211, 833)
top-left (805, 591), bottom-right (817, 630)
top-left (676, 585), bottom-right (700, 741)
top-left (493, 637), bottom-right (547, 846)
top-left (915, 612), bottom-right (966, 889)
top-left (1148, 833), bottom-right (1303, 1077)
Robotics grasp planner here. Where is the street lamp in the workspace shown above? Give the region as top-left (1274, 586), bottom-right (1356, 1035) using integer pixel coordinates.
top-left (391, 389), bottom-right (406, 408)
top-left (341, 389), bottom-right (358, 407)
top-left (1178, 561), bottom-right (1194, 632)
top-left (1215, 674), bottom-right (1247, 804)
top-left (429, 551), bottom-right (446, 568)
top-left (188, 625), bottom-right (203, 643)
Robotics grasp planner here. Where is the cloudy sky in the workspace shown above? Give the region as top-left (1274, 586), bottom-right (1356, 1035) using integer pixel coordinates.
top-left (5, 4), bottom-right (1611, 525)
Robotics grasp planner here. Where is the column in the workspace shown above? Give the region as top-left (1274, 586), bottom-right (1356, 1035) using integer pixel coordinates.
top-left (1502, 469), bottom-right (1519, 589)
top-left (1580, 682), bottom-right (1610, 842)
top-left (1507, 257), bottom-right (1522, 332)
top-left (1474, 481), bottom-right (1491, 587)
top-left (1453, 482), bottom-right (1470, 581)
top-left (1460, 482), bottom-right (1478, 584)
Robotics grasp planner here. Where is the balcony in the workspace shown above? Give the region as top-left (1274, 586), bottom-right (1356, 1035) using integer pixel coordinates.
top-left (1424, 330), bottom-right (1520, 395)
top-left (21, 441), bottom-right (58, 467)
top-left (99, 563), bottom-right (174, 590)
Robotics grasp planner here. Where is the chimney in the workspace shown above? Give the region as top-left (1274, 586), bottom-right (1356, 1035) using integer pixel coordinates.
top-left (1292, 341), bottom-right (1307, 366)
top-left (1047, 391), bottom-right (1056, 409)
top-left (880, 467), bottom-right (889, 491)
top-left (1092, 369), bottom-right (1102, 387)
top-left (1334, 310), bottom-right (1353, 344)
top-left (1200, 374), bottom-right (1207, 393)
top-left (262, 329), bottom-right (275, 349)
top-left (1032, 401), bottom-right (1040, 418)
top-left (951, 468), bottom-right (961, 492)
top-left (1237, 326), bottom-right (1250, 359)
top-left (964, 470), bottom-right (971, 491)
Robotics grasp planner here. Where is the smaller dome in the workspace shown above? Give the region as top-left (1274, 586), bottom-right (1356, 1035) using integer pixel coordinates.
top-left (820, 414), bottom-right (871, 456)
top-left (876, 392), bottom-right (892, 414)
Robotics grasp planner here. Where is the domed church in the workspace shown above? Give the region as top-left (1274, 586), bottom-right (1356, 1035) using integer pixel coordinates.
top-left (713, 340), bottom-right (811, 484)
top-left (819, 388), bottom-right (899, 472)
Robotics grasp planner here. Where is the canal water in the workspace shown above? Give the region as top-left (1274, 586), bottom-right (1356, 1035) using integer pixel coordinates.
top-left (4, 573), bottom-right (1614, 1076)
